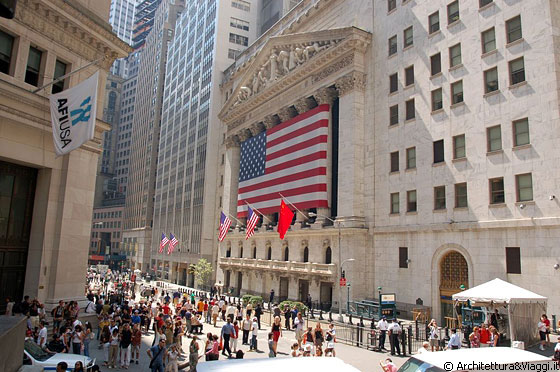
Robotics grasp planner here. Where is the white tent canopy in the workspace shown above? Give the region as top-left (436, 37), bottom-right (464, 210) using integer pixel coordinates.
top-left (452, 278), bottom-right (547, 304)
top-left (452, 278), bottom-right (547, 347)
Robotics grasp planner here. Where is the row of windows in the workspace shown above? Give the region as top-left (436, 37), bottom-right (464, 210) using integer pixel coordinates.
top-left (93, 211), bottom-right (123, 219)
top-left (389, 7), bottom-right (522, 57)
top-left (0, 30), bottom-right (68, 92)
top-left (397, 246), bottom-right (521, 274)
top-left (390, 173), bottom-right (533, 215)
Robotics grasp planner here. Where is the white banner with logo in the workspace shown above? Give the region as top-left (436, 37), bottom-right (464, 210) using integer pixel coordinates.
top-left (50, 71), bottom-right (99, 156)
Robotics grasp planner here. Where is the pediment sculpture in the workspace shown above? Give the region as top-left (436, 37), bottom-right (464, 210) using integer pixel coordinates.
top-left (234, 40), bottom-right (338, 106)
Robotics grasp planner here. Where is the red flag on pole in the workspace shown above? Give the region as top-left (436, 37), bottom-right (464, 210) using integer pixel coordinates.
top-left (277, 199), bottom-right (294, 240)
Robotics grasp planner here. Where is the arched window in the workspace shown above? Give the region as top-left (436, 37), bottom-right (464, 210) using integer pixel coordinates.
top-left (303, 247), bottom-right (309, 263)
top-left (267, 246), bottom-right (272, 260)
top-left (226, 247), bottom-right (231, 258)
top-left (239, 247), bottom-right (243, 258)
top-left (284, 246), bottom-right (289, 261)
top-left (325, 246), bottom-right (332, 264)
top-left (252, 246), bottom-right (257, 259)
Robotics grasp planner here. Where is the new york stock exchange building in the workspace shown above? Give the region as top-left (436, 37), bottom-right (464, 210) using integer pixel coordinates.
top-left (215, 0), bottom-right (560, 323)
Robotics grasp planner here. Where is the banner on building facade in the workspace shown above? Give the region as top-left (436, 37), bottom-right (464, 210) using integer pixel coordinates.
top-left (50, 71), bottom-right (99, 156)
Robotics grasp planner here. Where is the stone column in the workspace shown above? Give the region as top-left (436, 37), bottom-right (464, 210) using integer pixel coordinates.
top-left (333, 72), bottom-right (366, 227)
top-left (223, 135), bottom-right (240, 224)
top-left (313, 87), bottom-right (338, 226)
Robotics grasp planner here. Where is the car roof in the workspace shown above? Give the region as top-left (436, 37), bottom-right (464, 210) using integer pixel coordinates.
top-left (196, 357), bottom-right (361, 371)
top-left (410, 347), bottom-right (550, 367)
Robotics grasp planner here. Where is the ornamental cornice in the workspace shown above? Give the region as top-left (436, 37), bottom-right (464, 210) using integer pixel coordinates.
top-left (15, 0), bottom-right (131, 70)
top-left (219, 27), bottom-right (372, 126)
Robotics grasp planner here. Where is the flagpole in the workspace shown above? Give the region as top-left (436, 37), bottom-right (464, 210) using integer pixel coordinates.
top-left (278, 193), bottom-right (309, 221)
top-left (226, 212), bottom-right (245, 227)
top-left (32, 56), bottom-right (105, 94)
top-left (243, 201), bottom-right (273, 223)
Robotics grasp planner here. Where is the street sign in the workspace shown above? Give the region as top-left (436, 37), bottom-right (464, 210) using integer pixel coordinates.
top-left (339, 278), bottom-right (347, 286)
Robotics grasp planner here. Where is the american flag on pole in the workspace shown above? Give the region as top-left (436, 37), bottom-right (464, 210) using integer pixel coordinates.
top-left (159, 233), bottom-right (169, 253)
top-left (167, 233), bottom-right (178, 254)
top-left (218, 212), bottom-right (232, 242)
top-left (237, 104), bottom-right (330, 217)
top-left (245, 207), bottom-right (259, 240)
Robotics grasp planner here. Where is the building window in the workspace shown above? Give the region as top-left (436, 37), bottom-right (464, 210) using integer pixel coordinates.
top-left (487, 125), bottom-right (502, 152)
top-left (516, 173), bottom-right (533, 202)
top-left (431, 53), bottom-right (441, 76)
top-left (484, 67), bottom-right (499, 93)
top-left (390, 104), bottom-right (399, 126)
top-left (453, 134), bottom-right (466, 159)
top-left (390, 151), bottom-right (399, 172)
top-left (490, 177), bottom-right (505, 204)
top-left (432, 88), bottom-right (443, 111)
top-left (449, 44), bottom-right (462, 67)
top-left (480, 0), bottom-right (493, 7)
top-left (482, 28), bottom-right (496, 54)
top-left (25, 46), bottom-right (42, 86)
top-left (229, 33), bottom-right (248, 46)
top-left (388, 0), bottom-right (396, 12)
top-left (322, 246), bottom-right (331, 264)
top-left (406, 147), bottom-right (416, 169)
top-left (429, 11), bottom-right (440, 34)
top-left (230, 17), bottom-right (249, 31)
top-left (509, 57), bottom-right (525, 85)
top-left (231, 0), bottom-right (250, 12)
top-left (407, 190), bottom-right (417, 212)
top-left (513, 118), bottom-right (530, 146)
top-left (434, 186), bottom-right (446, 210)
top-left (227, 48), bottom-right (240, 60)
top-left (447, 1), bottom-right (459, 24)
top-left (389, 73), bottom-right (398, 93)
top-left (405, 98), bottom-right (415, 120)
top-left (52, 60), bottom-right (67, 94)
top-left (405, 65), bottom-right (414, 86)
top-left (403, 26), bottom-right (413, 48)
top-left (391, 192), bottom-right (400, 214)
top-left (506, 15), bottom-right (522, 44)
top-left (433, 139), bottom-right (444, 163)
top-left (451, 80), bottom-right (463, 104)
top-left (388, 35), bottom-right (397, 56)
top-left (399, 247), bottom-right (408, 268)
top-left (506, 247), bottom-right (521, 274)
top-left (455, 183), bottom-right (468, 208)
top-left (0, 30), bottom-right (14, 75)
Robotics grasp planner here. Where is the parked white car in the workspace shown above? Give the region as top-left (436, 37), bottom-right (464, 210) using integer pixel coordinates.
top-left (23, 340), bottom-right (95, 371)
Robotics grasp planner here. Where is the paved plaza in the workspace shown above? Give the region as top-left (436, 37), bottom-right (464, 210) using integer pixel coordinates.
top-left (88, 315), bottom-right (408, 372)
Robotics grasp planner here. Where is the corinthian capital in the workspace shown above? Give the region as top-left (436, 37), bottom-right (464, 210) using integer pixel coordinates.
top-left (335, 71), bottom-right (367, 96)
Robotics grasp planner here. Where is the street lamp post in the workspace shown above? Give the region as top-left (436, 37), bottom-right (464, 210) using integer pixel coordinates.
top-left (308, 212), bottom-right (354, 322)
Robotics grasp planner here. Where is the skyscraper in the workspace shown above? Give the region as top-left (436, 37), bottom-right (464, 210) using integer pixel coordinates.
top-left (150, 0), bottom-right (260, 285)
top-left (123, 0), bottom-right (184, 272)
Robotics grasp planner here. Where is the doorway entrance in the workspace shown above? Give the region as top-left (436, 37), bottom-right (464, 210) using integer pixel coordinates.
top-left (298, 279), bottom-right (309, 303)
top-left (439, 250), bottom-right (468, 326)
top-left (0, 161), bottom-right (37, 312)
top-left (279, 277), bottom-right (289, 302)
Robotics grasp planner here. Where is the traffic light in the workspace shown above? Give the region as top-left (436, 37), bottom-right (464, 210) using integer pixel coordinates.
top-left (0, 0), bottom-right (17, 19)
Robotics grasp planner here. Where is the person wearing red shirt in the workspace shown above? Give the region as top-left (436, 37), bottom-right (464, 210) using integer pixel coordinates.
top-left (479, 323), bottom-right (490, 346)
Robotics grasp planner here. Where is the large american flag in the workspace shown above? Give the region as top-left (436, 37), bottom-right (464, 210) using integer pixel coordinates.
top-left (218, 212), bottom-right (232, 242)
top-left (237, 104), bottom-right (330, 217)
top-left (245, 207), bottom-right (259, 240)
top-left (167, 233), bottom-right (178, 254)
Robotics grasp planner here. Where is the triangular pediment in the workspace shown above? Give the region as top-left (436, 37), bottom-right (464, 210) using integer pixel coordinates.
top-left (219, 27), bottom-right (370, 122)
